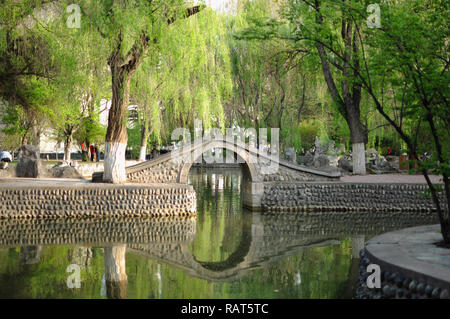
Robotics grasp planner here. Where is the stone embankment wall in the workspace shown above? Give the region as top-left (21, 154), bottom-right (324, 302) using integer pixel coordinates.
top-left (355, 225), bottom-right (450, 299)
top-left (356, 248), bottom-right (449, 299)
top-left (261, 182), bottom-right (443, 213)
top-left (0, 184), bottom-right (196, 219)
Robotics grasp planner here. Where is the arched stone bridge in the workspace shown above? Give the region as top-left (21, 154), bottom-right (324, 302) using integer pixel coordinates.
top-left (93, 137), bottom-right (340, 209)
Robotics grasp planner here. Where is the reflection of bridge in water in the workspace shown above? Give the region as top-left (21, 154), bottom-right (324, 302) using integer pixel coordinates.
top-left (0, 211), bottom-right (434, 284)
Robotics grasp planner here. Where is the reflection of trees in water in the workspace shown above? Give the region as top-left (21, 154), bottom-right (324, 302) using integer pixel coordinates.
top-left (189, 167), bottom-right (247, 263)
top-left (259, 211), bottom-right (436, 238)
top-left (20, 245), bottom-right (43, 265)
top-left (68, 247), bottom-right (93, 268)
top-left (104, 245), bottom-right (127, 299)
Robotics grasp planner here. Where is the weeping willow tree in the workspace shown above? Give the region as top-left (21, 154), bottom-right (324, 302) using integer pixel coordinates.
top-left (0, 1), bottom-right (61, 148)
top-left (40, 0), bottom-right (202, 182)
top-left (130, 7), bottom-right (233, 160)
top-left (42, 15), bottom-right (110, 162)
top-left (0, 1), bottom-right (110, 159)
top-left (229, 0), bottom-right (331, 154)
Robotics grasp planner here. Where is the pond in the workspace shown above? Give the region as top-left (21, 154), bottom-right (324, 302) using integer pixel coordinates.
top-left (0, 167), bottom-right (436, 299)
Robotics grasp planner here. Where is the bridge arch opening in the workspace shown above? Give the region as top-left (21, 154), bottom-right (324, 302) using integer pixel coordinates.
top-left (177, 141), bottom-right (260, 184)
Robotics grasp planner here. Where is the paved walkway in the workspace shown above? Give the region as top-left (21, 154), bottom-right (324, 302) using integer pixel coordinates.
top-left (0, 177), bottom-right (89, 187)
top-left (340, 174), bottom-right (442, 184)
top-left (0, 174), bottom-right (444, 187)
top-left (0, 177), bottom-right (189, 189)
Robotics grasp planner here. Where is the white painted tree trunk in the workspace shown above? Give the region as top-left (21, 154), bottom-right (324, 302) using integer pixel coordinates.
top-left (139, 145), bottom-right (146, 162)
top-left (352, 142), bottom-right (366, 175)
top-left (103, 142), bottom-right (127, 183)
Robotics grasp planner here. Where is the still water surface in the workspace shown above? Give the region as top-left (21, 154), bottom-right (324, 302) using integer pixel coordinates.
top-left (0, 167), bottom-right (435, 298)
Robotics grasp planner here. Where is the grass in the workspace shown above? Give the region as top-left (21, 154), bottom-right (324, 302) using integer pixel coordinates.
top-left (9, 160), bottom-right (60, 165)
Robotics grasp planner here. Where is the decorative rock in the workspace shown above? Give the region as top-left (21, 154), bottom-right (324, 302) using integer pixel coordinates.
top-left (388, 272), bottom-right (397, 283)
top-left (313, 154), bottom-right (330, 168)
top-left (402, 278), bottom-right (411, 289)
top-left (15, 145), bottom-right (49, 178)
top-left (285, 147), bottom-right (297, 163)
top-left (382, 285), bottom-right (396, 298)
top-left (440, 289), bottom-right (449, 299)
top-left (424, 284), bottom-right (433, 297)
top-left (299, 152), bottom-right (314, 166)
top-left (360, 249), bottom-right (366, 258)
top-left (338, 157), bottom-right (353, 172)
top-left (416, 282), bottom-right (425, 295)
top-left (362, 257), bottom-right (370, 267)
top-left (409, 280), bottom-right (418, 293)
top-left (50, 165), bottom-right (82, 179)
top-left (394, 275), bottom-right (405, 287)
top-left (431, 287), bottom-right (441, 299)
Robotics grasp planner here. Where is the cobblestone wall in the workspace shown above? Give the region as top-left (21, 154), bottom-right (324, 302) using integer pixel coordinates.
top-left (356, 248), bottom-right (450, 299)
top-left (0, 185), bottom-right (196, 219)
top-left (261, 182), bottom-right (443, 212)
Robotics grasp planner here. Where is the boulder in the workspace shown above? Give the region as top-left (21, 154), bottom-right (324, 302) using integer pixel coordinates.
top-left (299, 151), bottom-right (314, 166)
top-left (385, 155), bottom-right (399, 170)
top-left (366, 148), bottom-right (380, 162)
top-left (327, 155), bottom-right (339, 167)
top-left (367, 157), bottom-right (397, 174)
top-left (15, 145), bottom-right (49, 178)
top-left (314, 136), bottom-right (327, 155)
top-left (285, 147), bottom-right (297, 163)
top-left (313, 154), bottom-right (330, 168)
top-left (50, 164), bottom-right (82, 179)
top-left (338, 157), bottom-right (353, 172)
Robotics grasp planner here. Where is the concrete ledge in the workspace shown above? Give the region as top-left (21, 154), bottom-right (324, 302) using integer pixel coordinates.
top-left (357, 224), bottom-right (450, 299)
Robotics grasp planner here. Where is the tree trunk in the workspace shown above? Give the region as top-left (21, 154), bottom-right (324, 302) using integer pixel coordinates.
top-left (346, 107), bottom-right (366, 175)
top-left (64, 126), bottom-right (73, 162)
top-left (314, 8), bottom-right (367, 175)
top-left (21, 134), bottom-right (27, 146)
top-left (139, 120), bottom-right (149, 162)
top-left (32, 125), bottom-right (41, 149)
top-left (103, 62), bottom-right (133, 183)
top-left (21, 127), bottom-right (30, 146)
top-left (103, 33), bottom-right (145, 183)
top-left (64, 131), bottom-right (73, 162)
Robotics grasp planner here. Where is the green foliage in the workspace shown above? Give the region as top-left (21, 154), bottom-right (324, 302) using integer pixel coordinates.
top-left (126, 125), bottom-right (142, 159)
top-left (130, 7), bottom-right (233, 147)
